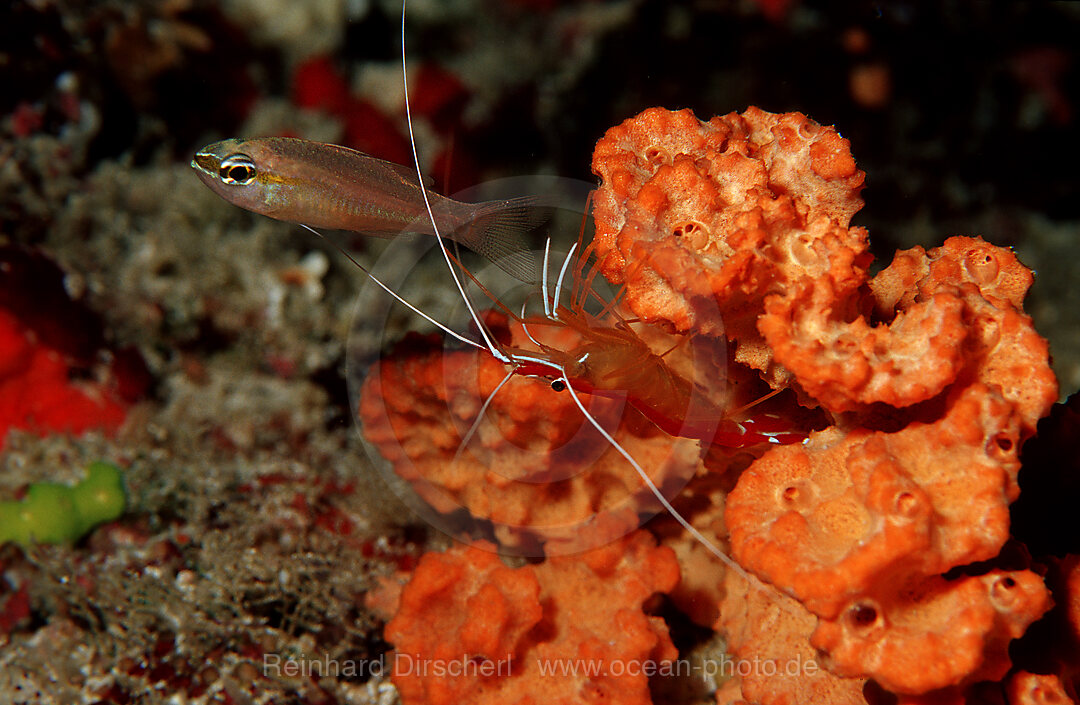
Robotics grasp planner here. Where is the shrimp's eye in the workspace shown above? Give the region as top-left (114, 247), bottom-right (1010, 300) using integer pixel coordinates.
top-left (550, 380), bottom-right (567, 392)
top-left (219, 154), bottom-right (256, 185)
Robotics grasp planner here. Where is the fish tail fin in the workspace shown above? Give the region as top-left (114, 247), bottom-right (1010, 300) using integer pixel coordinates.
top-left (455, 196), bottom-right (549, 282)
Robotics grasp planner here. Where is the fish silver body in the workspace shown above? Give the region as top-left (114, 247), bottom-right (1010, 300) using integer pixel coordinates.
top-left (192, 137), bottom-right (537, 279)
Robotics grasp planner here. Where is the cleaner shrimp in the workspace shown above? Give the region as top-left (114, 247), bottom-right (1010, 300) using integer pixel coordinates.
top-left (456, 233), bottom-right (810, 451)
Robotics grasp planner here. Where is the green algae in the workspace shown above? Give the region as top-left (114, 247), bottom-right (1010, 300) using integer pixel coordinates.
top-left (0, 461), bottom-right (126, 546)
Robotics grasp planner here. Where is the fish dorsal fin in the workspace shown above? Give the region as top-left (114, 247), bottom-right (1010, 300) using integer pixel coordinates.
top-left (378, 156), bottom-right (436, 189)
top-left (342, 145), bottom-right (436, 189)
top-left (303, 140), bottom-right (436, 189)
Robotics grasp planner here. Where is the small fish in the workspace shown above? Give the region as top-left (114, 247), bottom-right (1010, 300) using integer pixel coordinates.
top-left (191, 137), bottom-right (539, 280)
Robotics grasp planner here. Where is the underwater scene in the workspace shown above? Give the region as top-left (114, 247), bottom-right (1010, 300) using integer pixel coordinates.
top-left (1, 0), bottom-right (1079, 703)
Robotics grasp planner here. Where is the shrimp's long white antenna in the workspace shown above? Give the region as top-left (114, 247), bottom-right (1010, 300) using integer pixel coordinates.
top-left (401, 0), bottom-right (509, 364)
top-left (552, 240), bottom-right (578, 318)
top-left (561, 374), bottom-right (750, 582)
top-left (452, 367), bottom-right (515, 464)
top-left (300, 224), bottom-right (484, 350)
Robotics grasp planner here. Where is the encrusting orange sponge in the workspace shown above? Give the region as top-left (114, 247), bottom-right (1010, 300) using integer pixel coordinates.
top-left (590, 106), bottom-right (872, 386)
top-left (364, 106), bottom-right (1065, 704)
top-left (359, 316), bottom-right (704, 553)
top-left (725, 383), bottom-right (1027, 619)
top-left (811, 569), bottom-right (1051, 693)
top-left (385, 531), bottom-right (679, 705)
top-left (761, 234), bottom-right (1058, 415)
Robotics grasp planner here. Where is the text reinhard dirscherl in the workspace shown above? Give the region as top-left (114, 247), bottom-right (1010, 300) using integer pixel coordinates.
top-left (262, 653), bottom-right (819, 680)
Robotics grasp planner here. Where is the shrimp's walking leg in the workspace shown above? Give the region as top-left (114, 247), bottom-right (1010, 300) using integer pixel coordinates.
top-left (541, 237), bottom-right (553, 317)
top-left (726, 387), bottom-right (784, 417)
top-left (570, 191), bottom-right (595, 305)
top-left (592, 257), bottom-right (644, 320)
top-left (453, 368), bottom-right (516, 464)
top-left (659, 334), bottom-right (691, 359)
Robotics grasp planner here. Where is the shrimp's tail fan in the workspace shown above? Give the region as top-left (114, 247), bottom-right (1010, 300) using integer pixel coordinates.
top-left (457, 196), bottom-right (550, 283)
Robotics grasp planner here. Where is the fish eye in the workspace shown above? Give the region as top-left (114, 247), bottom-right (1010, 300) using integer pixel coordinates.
top-left (550, 380), bottom-right (567, 392)
top-left (219, 154), bottom-right (256, 185)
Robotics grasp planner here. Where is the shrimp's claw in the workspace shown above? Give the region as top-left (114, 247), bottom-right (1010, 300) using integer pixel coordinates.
top-left (459, 195), bottom-right (549, 282)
